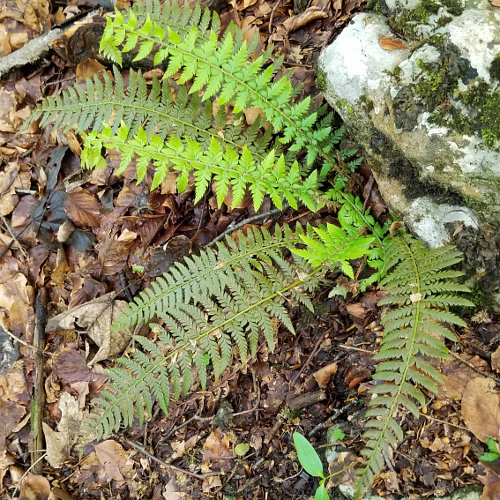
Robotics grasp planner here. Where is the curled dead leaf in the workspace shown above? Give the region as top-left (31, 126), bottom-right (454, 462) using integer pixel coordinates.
top-left (46, 293), bottom-right (134, 365)
top-left (379, 35), bottom-right (408, 51)
top-left (313, 362), bottom-right (338, 388)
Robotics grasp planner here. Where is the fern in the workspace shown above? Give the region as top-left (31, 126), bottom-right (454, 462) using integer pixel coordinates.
top-left (99, 1), bottom-right (340, 176)
top-left (82, 122), bottom-right (319, 210)
top-left (354, 234), bottom-right (474, 498)
top-left (83, 222), bottom-right (370, 440)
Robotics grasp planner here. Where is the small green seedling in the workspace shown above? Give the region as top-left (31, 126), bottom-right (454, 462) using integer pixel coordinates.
top-left (293, 432), bottom-right (333, 500)
top-left (480, 438), bottom-right (500, 462)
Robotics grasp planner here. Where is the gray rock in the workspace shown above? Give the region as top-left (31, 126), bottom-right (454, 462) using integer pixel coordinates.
top-left (318, 2), bottom-right (500, 310)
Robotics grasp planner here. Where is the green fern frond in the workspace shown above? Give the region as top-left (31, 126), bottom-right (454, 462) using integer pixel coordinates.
top-left (83, 221), bottom-right (373, 440)
top-left (24, 69), bottom-right (270, 159)
top-left (83, 224), bottom-right (332, 440)
top-left (99, 0), bottom-right (341, 176)
top-left (354, 234), bottom-right (474, 499)
top-left (81, 122), bottom-right (319, 210)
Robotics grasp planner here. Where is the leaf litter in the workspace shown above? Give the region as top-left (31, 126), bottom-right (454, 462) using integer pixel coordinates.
top-left (0, 0), bottom-right (498, 498)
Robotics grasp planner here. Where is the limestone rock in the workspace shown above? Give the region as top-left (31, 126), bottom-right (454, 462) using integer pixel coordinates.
top-left (318, 2), bottom-right (500, 310)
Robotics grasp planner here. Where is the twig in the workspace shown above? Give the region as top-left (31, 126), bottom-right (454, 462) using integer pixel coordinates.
top-left (289, 331), bottom-right (327, 387)
top-left (0, 316), bottom-right (50, 356)
top-left (309, 400), bottom-right (358, 436)
top-left (208, 204), bottom-right (289, 246)
top-left (269, 0), bottom-right (281, 34)
top-left (0, 9), bottom-right (100, 80)
top-left (30, 289), bottom-right (47, 474)
top-left (124, 439), bottom-right (220, 480)
top-left (449, 350), bottom-right (500, 383)
top-left (163, 413), bottom-right (214, 440)
top-left (0, 214), bottom-right (27, 257)
top-left (11, 453), bottom-right (47, 500)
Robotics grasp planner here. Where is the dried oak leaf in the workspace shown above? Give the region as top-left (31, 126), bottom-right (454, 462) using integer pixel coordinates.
top-left (46, 293), bottom-right (134, 365)
top-left (461, 376), bottom-right (500, 442)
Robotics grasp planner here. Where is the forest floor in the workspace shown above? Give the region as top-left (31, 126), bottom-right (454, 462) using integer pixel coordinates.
top-left (1, 0), bottom-right (500, 499)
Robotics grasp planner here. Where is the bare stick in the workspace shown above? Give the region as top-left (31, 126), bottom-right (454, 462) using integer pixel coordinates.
top-left (124, 439), bottom-right (220, 480)
top-left (208, 204), bottom-right (289, 246)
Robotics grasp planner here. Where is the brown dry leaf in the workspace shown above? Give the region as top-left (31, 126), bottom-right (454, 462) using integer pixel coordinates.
top-left (0, 367), bottom-right (29, 447)
top-left (379, 35), bottom-right (408, 51)
top-left (43, 392), bottom-right (83, 468)
top-left (492, 346), bottom-right (500, 373)
top-left (65, 188), bottom-right (102, 227)
top-left (46, 293), bottom-right (134, 365)
top-left (0, 25), bottom-right (11, 56)
top-left (162, 479), bottom-right (181, 500)
top-left (283, 6), bottom-right (328, 33)
top-left (0, 90), bottom-right (17, 133)
top-left (94, 440), bottom-right (133, 482)
top-left (202, 428), bottom-right (233, 463)
top-left (19, 473), bottom-right (51, 500)
top-left (97, 229), bottom-right (136, 276)
top-left (461, 376), bottom-right (500, 442)
top-left (243, 106), bottom-right (264, 125)
top-left (0, 257), bottom-right (34, 336)
top-left (312, 362), bottom-right (338, 388)
top-left (489, 0), bottom-right (500, 7)
top-left (346, 302), bottom-right (366, 319)
top-left (439, 355), bottom-right (490, 400)
top-left (479, 469), bottom-right (500, 500)
top-left (75, 58), bottom-right (107, 82)
top-left (64, 130), bottom-right (82, 157)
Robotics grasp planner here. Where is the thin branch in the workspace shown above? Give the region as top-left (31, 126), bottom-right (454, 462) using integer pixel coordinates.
top-left (124, 439), bottom-right (220, 480)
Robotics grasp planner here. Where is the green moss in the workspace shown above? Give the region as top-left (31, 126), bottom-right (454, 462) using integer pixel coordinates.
top-left (316, 70), bottom-right (327, 91)
top-left (489, 54), bottom-right (500, 81)
top-left (431, 82), bottom-right (500, 149)
top-left (440, 0), bottom-right (464, 16)
top-left (414, 57), bottom-right (455, 108)
top-left (387, 0), bottom-right (460, 41)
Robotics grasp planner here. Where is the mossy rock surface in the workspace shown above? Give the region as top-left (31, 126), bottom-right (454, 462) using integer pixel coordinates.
top-left (318, 5), bottom-right (500, 310)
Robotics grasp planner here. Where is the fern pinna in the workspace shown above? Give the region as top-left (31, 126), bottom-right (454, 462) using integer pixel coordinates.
top-left (354, 234), bottom-right (473, 498)
top-left (82, 222), bottom-right (373, 440)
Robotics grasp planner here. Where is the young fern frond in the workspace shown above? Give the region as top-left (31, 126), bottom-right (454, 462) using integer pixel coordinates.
top-left (82, 123), bottom-right (319, 210)
top-left (83, 222), bottom-right (371, 441)
top-left (99, 0), bottom-right (341, 177)
top-left (354, 234), bottom-right (473, 499)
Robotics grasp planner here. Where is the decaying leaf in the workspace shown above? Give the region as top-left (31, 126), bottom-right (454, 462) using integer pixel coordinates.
top-left (46, 293), bottom-right (134, 365)
top-left (19, 473), bottom-right (51, 500)
top-left (43, 392), bottom-right (83, 468)
top-left (379, 35), bottom-right (408, 51)
top-left (313, 362), bottom-right (338, 388)
top-left (461, 376), bottom-right (500, 442)
top-left (283, 6), bottom-right (328, 33)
